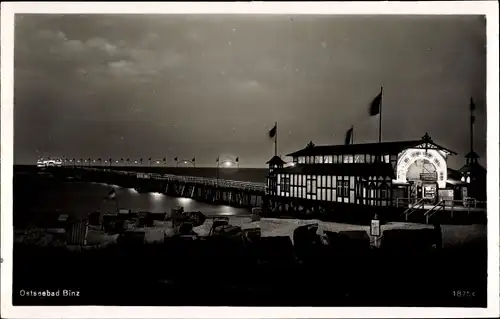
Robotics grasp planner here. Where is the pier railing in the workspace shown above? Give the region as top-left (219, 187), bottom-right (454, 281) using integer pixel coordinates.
top-left (82, 168), bottom-right (267, 193)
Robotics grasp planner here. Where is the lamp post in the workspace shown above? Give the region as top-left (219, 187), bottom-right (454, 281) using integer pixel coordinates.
top-left (216, 156), bottom-right (239, 187)
top-left (174, 157), bottom-right (196, 168)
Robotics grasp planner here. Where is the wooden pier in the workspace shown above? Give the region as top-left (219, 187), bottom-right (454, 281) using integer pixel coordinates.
top-left (55, 167), bottom-right (266, 209)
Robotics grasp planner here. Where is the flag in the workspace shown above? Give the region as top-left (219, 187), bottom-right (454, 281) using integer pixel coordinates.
top-left (108, 188), bottom-right (116, 200)
top-left (126, 158), bottom-right (130, 162)
top-left (216, 157), bottom-right (219, 162)
top-left (174, 157), bottom-right (178, 162)
top-left (192, 157), bottom-right (196, 162)
top-left (470, 98), bottom-right (476, 124)
top-left (369, 90), bottom-right (383, 116)
top-left (470, 97), bottom-right (476, 111)
top-left (97, 158), bottom-right (101, 161)
top-left (269, 123), bottom-right (277, 138)
top-left (148, 157), bottom-right (152, 161)
top-left (345, 126), bottom-right (354, 145)
top-left (162, 157), bottom-right (166, 162)
top-left (140, 158), bottom-right (143, 162)
top-left (235, 157), bottom-right (239, 162)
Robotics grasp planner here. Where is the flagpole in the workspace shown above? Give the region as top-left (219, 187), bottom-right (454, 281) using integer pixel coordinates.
top-left (274, 121), bottom-right (278, 157)
top-left (470, 98), bottom-right (474, 154)
top-left (351, 125), bottom-right (354, 144)
top-left (378, 86), bottom-right (383, 144)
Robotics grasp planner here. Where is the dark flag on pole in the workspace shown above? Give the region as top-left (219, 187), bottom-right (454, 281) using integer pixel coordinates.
top-left (345, 126), bottom-right (354, 145)
top-left (192, 157), bottom-right (196, 162)
top-left (269, 123), bottom-right (277, 138)
top-left (470, 98), bottom-right (476, 124)
top-left (235, 157), bottom-right (239, 162)
top-left (174, 157), bottom-right (178, 162)
top-left (369, 90), bottom-right (383, 116)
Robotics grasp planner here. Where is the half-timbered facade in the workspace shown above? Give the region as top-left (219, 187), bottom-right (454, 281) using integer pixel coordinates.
top-left (266, 133), bottom-right (457, 209)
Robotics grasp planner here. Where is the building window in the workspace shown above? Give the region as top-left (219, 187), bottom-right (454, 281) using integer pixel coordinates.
top-left (315, 156), bottom-right (323, 164)
top-left (298, 157), bottom-right (305, 164)
top-left (324, 155), bottom-right (333, 164)
top-left (333, 156), bottom-right (338, 164)
top-left (439, 171), bottom-right (444, 181)
top-left (354, 155), bottom-right (365, 163)
top-left (343, 155), bottom-right (353, 163)
top-left (306, 176), bottom-right (317, 195)
top-left (337, 180), bottom-right (349, 197)
top-left (281, 177), bottom-right (290, 192)
top-left (380, 183), bottom-right (389, 199)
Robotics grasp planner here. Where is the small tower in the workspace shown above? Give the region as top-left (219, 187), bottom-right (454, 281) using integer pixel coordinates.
top-left (266, 155), bottom-right (286, 174)
top-left (266, 155), bottom-right (286, 196)
top-left (458, 97), bottom-right (486, 200)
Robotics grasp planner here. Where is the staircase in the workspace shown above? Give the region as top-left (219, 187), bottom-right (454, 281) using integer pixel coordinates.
top-left (423, 200), bottom-right (446, 224)
top-left (401, 198), bottom-right (426, 222)
top-left (397, 198), bottom-right (487, 225)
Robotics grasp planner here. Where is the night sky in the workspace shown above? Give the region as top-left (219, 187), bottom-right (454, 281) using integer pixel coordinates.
top-left (14, 14), bottom-right (486, 168)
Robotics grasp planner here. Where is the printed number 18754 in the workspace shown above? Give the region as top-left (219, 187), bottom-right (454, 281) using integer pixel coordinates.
top-left (452, 290), bottom-right (476, 298)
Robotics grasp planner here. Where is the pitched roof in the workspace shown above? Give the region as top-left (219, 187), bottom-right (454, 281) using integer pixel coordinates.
top-left (272, 163), bottom-right (395, 178)
top-left (266, 155), bottom-right (286, 165)
top-left (286, 136), bottom-right (457, 157)
top-left (459, 163), bottom-right (487, 176)
top-left (464, 151), bottom-right (481, 159)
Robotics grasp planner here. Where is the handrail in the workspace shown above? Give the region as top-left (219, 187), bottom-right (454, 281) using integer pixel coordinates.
top-left (402, 198), bottom-right (426, 221)
top-left (80, 167), bottom-right (266, 192)
top-left (424, 200), bottom-right (446, 224)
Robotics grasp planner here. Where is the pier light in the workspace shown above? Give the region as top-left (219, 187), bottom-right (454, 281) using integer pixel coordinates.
top-left (466, 176), bottom-right (471, 183)
top-left (461, 176), bottom-right (466, 182)
top-left (135, 161), bottom-right (138, 163)
top-left (157, 161), bottom-right (160, 164)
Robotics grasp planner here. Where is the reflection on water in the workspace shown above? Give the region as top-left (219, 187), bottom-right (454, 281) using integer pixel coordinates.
top-left (18, 180), bottom-right (251, 220)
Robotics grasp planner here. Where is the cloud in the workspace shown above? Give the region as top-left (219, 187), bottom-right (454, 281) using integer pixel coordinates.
top-left (16, 28), bottom-right (186, 85)
top-left (235, 79), bottom-right (263, 92)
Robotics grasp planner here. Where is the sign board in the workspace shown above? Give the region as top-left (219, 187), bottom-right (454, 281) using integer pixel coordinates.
top-left (370, 219), bottom-right (381, 237)
top-left (420, 173), bottom-right (437, 182)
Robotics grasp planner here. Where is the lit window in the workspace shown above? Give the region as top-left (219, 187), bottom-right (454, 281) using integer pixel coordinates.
top-left (315, 156), bottom-right (323, 164)
top-left (280, 177), bottom-right (290, 192)
top-left (306, 176), bottom-right (317, 194)
top-left (343, 155), bottom-right (353, 163)
top-left (354, 155), bottom-right (365, 163)
top-left (336, 180), bottom-right (349, 197)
